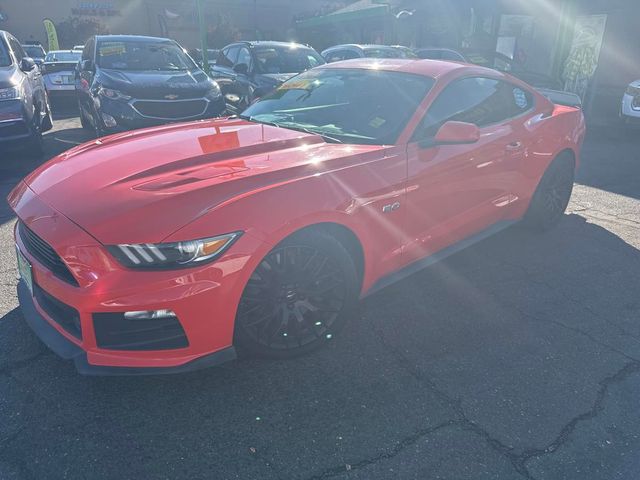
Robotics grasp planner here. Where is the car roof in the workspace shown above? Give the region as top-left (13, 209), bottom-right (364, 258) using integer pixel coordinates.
top-left (47, 50), bottom-right (80, 54)
top-left (319, 58), bottom-right (499, 79)
top-left (95, 35), bottom-right (174, 43)
top-left (325, 44), bottom-right (397, 51)
top-left (230, 40), bottom-right (313, 49)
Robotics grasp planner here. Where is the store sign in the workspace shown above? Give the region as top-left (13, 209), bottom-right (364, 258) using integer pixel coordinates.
top-left (71, 2), bottom-right (120, 16)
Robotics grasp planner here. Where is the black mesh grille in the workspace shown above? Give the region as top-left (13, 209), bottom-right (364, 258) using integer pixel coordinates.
top-left (33, 283), bottom-right (82, 339)
top-left (19, 222), bottom-right (79, 286)
top-left (93, 313), bottom-right (189, 351)
top-left (133, 99), bottom-right (207, 119)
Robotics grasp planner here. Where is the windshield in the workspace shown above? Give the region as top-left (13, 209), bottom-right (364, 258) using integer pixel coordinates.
top-left (242, 68), bottom-right (434, 145)
top-left (253, 46), bottom-right (325, 74)
top-left (363, 48), bottom-right (404, 59)
top-left (97, 40), bottom-right (197, 71)
top-left (45, 51), bottom-right (81, 63)
top-left (0, 39), bottom-right (11, 67)
top-left (23, 46), bottom-right (45, 58)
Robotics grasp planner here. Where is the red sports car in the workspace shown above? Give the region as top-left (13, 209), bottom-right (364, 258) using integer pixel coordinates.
top-left (9, 59), bottom-right (585, 374)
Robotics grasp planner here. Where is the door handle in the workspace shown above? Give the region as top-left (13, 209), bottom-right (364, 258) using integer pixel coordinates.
top-left (506, 141), bottom-right (523, 151)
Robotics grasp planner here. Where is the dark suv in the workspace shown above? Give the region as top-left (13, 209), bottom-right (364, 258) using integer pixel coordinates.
top-left (76, 35), bottom-right (226, 137)
top-left (210, 41), bottom-right (325, 114)
top-left (0, 30), bottom-right (52, 155)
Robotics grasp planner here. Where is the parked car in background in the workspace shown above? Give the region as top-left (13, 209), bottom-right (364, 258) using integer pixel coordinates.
top-left (42, 49), bottom-right (82, 100)
top-left (390, 45), bottom-right (418, 58)
top-left (189, 48), bottom-right (219, 70)
top-left (0, 30), bottom-right (52, 155)
top-left (21, 43), bottom-right (46, 66)
top-left (76, 35), bottom-right (225, 137)
top-left (416, 48), bottom-right (467, 62)
top-left (621, 80), bottom-right (640, 125)
top-left (210, 41), bottom-right (324, 114)
top-left (73, 45), bottom-right (84, 52)
top-left (322, 44), bottom-right (412, 62)
top-left (9, 59), bottom-right (585, 374)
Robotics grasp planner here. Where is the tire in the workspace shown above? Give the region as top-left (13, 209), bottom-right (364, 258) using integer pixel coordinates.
top-left (79, 103), bottom-right (92, 131)
top-left (41, 98), bottom-right (53, 132)
top-left (24, 107), bottom-right (44, 157)
top-left (234, 230), bottom-right (359, 359)
top-left (522, 153), bottom-right (575, 231)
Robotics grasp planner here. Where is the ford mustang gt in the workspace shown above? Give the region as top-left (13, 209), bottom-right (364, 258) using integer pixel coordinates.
top-left (8, 59), bottom-right (585, 374)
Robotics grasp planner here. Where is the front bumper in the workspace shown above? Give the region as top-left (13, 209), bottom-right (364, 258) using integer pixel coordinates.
top-left (10, 184), bottom-right (260, 375)
top-left (621, 93), bottom-right (640, 119)
top-left (0, 99), bottom-right (31, 143)
top-left (17, 281), bottom-right (236, 375)
top-left (97, 94), bottom-right (226, 134)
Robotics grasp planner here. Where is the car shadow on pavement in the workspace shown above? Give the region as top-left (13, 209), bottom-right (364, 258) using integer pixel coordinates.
top-left (578, 126), bottom-right (640, 201)
top-left (1, 213), bottom-right (640, 479)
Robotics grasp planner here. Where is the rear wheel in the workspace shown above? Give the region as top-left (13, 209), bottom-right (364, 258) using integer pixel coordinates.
top-left (234, 231), bottom-right (359, 358)
top-left (522, 153), bottom-right (575, 231)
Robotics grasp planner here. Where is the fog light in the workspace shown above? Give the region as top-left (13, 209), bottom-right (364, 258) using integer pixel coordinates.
top-left (124, 309), bottom-right (177, 320)
top-left (101, 112), bottom-right (117, 128)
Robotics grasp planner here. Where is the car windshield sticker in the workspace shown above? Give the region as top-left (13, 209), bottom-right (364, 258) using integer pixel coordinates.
top-left (513, 88), bottom-right (528, 109)
top-left (99, 42), bottom-right (126, 57)
top-left (369, 117), bottom-right (386, 128)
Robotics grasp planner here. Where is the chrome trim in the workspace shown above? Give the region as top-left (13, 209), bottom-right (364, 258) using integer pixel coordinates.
top-left (129, 97), bottom-right (210, 121)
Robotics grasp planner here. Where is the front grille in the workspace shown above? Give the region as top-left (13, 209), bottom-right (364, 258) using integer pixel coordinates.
top-left (19, 222), bottom-right (79, 286)
top-left (34, 282), bottom-right (82, 339)
top-left (132, 99), bottom-right (207, 120)
top-left (93, 313), bottom-right (189, 351)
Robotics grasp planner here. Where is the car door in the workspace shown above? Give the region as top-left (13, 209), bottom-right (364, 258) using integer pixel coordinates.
top-left (7, 35), bottom-right (42, 119)
top-left (402, 76), bottom-right (530, 263)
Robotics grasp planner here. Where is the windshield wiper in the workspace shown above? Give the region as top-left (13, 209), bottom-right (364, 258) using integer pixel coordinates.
top-left (238, 116), bottom-right (343, 144)
top-left (279, 124), bottom-right (344, 144)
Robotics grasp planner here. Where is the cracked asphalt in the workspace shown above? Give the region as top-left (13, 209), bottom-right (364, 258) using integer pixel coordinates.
top-left (1, 106), bottom-right (639, 480)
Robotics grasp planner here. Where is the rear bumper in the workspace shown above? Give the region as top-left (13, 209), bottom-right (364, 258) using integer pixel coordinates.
top-left (18, 281), bottom-right (237, 375)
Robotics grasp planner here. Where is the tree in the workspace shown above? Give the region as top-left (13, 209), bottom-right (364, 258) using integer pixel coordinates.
top-left (55, 16), bottom-right (109, 49)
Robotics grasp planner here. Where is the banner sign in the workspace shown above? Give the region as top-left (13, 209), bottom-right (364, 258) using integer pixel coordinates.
top-left (43, 18), bottom-right (60, 51)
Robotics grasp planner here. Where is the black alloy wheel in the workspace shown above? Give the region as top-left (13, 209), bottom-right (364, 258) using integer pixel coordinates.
top-left (235, 231), bottom-right (358, 358)
top-left (523, 154), bottom-right (575, 230)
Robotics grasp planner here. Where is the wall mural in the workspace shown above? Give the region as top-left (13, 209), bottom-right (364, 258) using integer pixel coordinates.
top-left (562, 14), bottom-right (608, 100)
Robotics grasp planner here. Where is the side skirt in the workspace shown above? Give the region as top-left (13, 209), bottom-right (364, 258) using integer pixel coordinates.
top-left (364, 220), bottom-right (518, 297)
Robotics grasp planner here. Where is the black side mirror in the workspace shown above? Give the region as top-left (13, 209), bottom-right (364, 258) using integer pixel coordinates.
top-left (81, 59), bottom-right (95, 72)
top-left (233, 63), bottom-right (249, 75)
top-left (20, 57), bottom-right (36, 72)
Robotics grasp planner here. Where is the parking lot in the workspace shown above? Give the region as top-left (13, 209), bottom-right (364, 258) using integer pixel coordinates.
top-left (1, 107), bottom-right (639, 479)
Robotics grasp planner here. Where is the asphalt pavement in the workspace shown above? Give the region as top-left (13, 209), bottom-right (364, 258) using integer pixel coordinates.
top-left (0, 106), bottom-right (639, 480)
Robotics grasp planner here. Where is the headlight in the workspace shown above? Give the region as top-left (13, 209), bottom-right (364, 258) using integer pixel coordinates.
top-left (97, 86), bottom-right (132, 101)
top-left (107, 232), bottom-right (242, 269)
top-left (205, 80), bottom-right (222, 100)
top-left (0, 85), bottom-right (21, 101)
top-left (626, 85), bottom-right (640, 97)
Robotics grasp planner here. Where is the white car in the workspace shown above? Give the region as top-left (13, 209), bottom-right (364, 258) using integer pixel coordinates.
top-left (621, 80), bottom-right (640, 124)
top-left (42, 50), bottom-right (82, 99)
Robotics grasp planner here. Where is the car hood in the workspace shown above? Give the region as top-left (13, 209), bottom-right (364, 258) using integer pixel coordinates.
top-left (259, 73), bottom-right (297, 84)
top-left (22, 118), bottom-right (383, 245)
top-left (98, 68), bottom-right (213, 98)
top-left (0, 65), bottom-right (21, 89)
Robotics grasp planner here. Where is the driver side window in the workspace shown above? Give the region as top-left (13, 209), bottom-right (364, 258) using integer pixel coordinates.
top-left (413, 77), bottom-right (533, 141)
top-left (236, 47), bottom-right (252, 71)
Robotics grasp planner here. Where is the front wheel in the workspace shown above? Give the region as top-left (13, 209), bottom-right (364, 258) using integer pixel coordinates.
top-left (234, 230), bottom-right (359, 359)
top-left (522, 154), bottom-right (575, 231)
